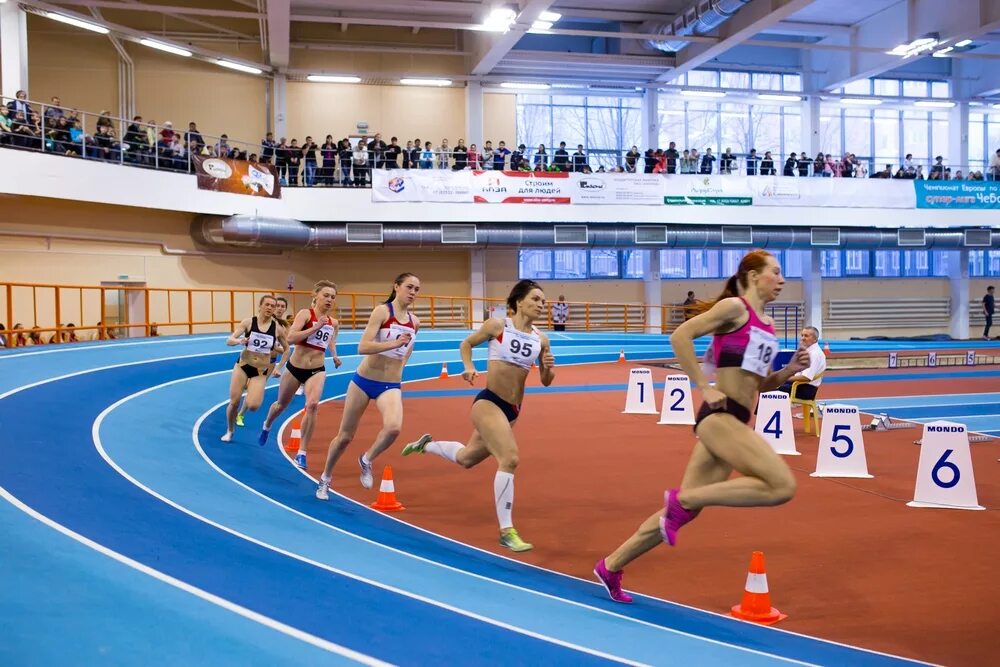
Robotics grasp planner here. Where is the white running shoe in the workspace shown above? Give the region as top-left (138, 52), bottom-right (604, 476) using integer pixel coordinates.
top-left (221, 431), bottom-right (233, 442)
top-left (315, 480), bottom-right (329, 501)
top-left (359, 455), bottom-right (373, 489)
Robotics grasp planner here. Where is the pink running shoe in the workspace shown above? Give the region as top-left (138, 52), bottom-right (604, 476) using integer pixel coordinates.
top-left (593, 559), bottom-right (633, 604)
top-left (659, 488), bottom-right (699, 546)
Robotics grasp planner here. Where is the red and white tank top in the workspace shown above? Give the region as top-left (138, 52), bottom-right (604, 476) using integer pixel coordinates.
top-left (709, 297), bottom-right (778, 377)
top-left (302, 308), bottom-right (335, 351)
top-left (488, 318), bottom-right (541, 370)
top-left (375, 302), bottom-right (416, 360)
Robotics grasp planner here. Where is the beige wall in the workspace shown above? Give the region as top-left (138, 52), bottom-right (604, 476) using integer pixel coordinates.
top-left (484, 93), bottom-right (517, 146)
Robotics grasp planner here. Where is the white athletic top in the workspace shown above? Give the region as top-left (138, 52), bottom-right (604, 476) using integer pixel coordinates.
top-left (375, 303), bottom-right (416, 360)
top-left (488, 318), bottom-right (541, 370)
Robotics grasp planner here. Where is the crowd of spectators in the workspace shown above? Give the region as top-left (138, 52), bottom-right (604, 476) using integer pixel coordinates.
top-left (0, 322), bottom-right (160, 347)
top-left (4, 91), bottom-right (1000, 186)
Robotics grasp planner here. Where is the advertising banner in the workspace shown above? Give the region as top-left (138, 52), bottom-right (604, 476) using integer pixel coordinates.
top-left (193, 155), bottom-right (281, 198)
top-left (371, 169), bottom-right (471, 202)
top-left (914, 181), bottom-right (1000, 209)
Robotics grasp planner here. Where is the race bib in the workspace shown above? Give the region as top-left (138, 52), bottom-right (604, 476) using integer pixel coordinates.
top-left (306, 323), bottom-right (334, 348)
top-left (741, 326), bottom-right (778, 377)
top-left (246, 330), bottom-right (274, 354)
top-left (379, 323), bottom-right (415, 359)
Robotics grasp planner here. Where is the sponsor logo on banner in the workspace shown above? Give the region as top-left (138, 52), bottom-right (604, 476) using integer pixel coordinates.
top-left (663, 175), bottom-right (753, 206)
top-left (473, 171), bottom-right (571, 204)
top-left (387, 176), bottom-right (405, 193)
top-left (915, 181), bottom-right (1000, 209)
top-left (193, 155), bottom-right (281, 199)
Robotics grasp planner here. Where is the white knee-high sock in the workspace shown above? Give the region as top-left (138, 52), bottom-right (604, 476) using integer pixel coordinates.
top-left (425, 440), bottom-right (463, 463)
top-left (494, 471), bottom-right (514, 530)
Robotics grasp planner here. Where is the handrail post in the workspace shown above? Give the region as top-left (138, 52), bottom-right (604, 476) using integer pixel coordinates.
top-left (54, 287), bottom-right (61, 341)
top-left (144, 289), bottom-right (150, 335)
top-left (585, 303), bottom-right (590, 331)
top-left (187, 290), bottom-right (193, 335)
top-left (229, 290), bottom-right (235, 329)
top-left (100, 287), bottom-right (106, 339)
top-left (430, 296), bottom-right (436, 329)
top-left (5, 284), bottom-right (12, 337)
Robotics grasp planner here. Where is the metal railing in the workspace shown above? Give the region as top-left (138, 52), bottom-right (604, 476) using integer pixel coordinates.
top-left (0, 281), bottom-right (805, 346)
top-left (5, 96), bottom-right (997, 186)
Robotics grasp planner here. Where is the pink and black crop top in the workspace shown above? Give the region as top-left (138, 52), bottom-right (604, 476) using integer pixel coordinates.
top-left (708, 297), bottom-right (779, 377)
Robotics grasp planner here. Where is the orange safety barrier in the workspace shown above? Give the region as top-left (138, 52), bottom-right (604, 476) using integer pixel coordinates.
top-left (0, 281), bottom-right (726, 345)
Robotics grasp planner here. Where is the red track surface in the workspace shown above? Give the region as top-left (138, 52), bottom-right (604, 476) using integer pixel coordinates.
top-left (294, 362), bottom-right (1000, 666)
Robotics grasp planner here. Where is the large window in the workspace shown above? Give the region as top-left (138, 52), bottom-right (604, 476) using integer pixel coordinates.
top-left (515, 95), bottom-right (642, 167)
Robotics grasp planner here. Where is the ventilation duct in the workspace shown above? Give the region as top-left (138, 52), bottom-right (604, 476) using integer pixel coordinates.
top-left (897, 229), bottom-right (926, 247)
top-left (810, 228), bottom-right (841, 246)
top-left (964, 229), bottom-right (992, 247)
top-left (195, 216), bottom-right (994, 251)
top-left (641, 0), bottom-right (752, 53)
top-left (442, 224), bottom-right (477, 244)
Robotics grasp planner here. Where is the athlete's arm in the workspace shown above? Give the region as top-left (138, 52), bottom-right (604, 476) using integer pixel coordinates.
top-left (285, 309), bottom-right (319, 344)
top-left (760, 348), bottom-right (810, 392)
top-left (328, 318), bottom-right (343, 368)
top-left (460, 318), bottom-right (502, 384)
top-left (537, 332), bottom-right (556, 387)
top-left (670, 298), bottom-right (744, 407)
top-left (356, 305), bottom-right (409, 355)
top-left (401, 314), bottom-right (420, 364)
top-left (226, 318), bottom-right (252, 346)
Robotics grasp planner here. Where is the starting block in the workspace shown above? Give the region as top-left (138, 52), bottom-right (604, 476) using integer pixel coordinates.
top-left (863, 413), bottom-right (917, 432)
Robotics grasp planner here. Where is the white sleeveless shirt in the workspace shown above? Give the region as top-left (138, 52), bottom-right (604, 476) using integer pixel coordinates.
top-left (375, 303), bottom-right (416, 360)
top-left (488, 318), bottom-right (541, 370)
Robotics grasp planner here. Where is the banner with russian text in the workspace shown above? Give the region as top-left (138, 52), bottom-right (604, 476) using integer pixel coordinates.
top-left (193, 155), bottom-right (281, 199)
top-left (371, 169), bottom-right (472, 202)
top-left (914, 181), bottom-right (1000, 209)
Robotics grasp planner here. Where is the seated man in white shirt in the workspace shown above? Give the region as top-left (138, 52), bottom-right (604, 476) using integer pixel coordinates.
top-left (778, 326), bottom-right (826, 400)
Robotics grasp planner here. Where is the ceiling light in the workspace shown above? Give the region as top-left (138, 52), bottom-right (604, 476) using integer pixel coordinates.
top-left (500, 82), bottom-right (550, 90)
top-left (839, 97), bottom-right (882, 106)
top-left (680, 89), bottom-right (726, 98)
top-left (914, 100), bottom-right (955, 108)
top-left (993, 104), bottom-right (1000, 110)
top-left (400, 78), bottom-right (452, 86)
top-left (538, 11), bottom-right (561, 22)
top-left (44, 12), bottom-right (109, 34)
top-left (216, 59), bottom-right (263, 75)
top-left (307, 74), bottom-right (360, 83)
top-left (758, 93), bottom-right (802, 102)
top-left (139, 39), bottom-right (192, 58)
top-left (483, 7), bottom-right (516, 32)
top-left (955, 39), bottom-right (973, 47)
top-left (932, 47), bottom-right (954, 58)
top-left (529, 20), bottom-right (553, 32)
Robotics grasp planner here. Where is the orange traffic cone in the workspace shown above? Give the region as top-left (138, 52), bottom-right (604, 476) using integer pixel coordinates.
top-left (730, 551), bottom-right (787, 624)
top-left (370, 465), bottom-right (405, 512)
top-left (823, 342), bottom-right (830, 355)
top-left (439, 363), bottom-right (449, 379)
top-left (284, 411), bottom-right (303, 454)
top-left (618, 349), bottom-right (626, 363)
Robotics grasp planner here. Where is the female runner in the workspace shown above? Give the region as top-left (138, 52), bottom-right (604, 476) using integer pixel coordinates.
top-left (400, 279), bottom-right (555, 553)
top-left (236, 295), bottom-right (291, 427)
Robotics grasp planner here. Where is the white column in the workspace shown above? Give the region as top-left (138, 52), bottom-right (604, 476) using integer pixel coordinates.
top-left (802, 248), bottom-right (823, 336)
top-left (949, 249), bottom-right (970, 340)
top-left (948, 101), bottom-right (969, 173)
top-left (272, 74), bottom-right (287, 139)
top-left (644, 249), bottom-right (663, 333)
top-left (0, 1), bottom-right (29, 99)
top-left (465, 80), bottom-right (484, 146)
top-left (641, 88), bottom-right (659, 151)
top-left (801, 96), bottom-right (820, 158)
top-left (470, 248), bottom-right (486, 327)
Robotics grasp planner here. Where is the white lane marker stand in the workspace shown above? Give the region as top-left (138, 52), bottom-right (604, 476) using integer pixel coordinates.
top-left (623, 367), bottom-right (658, 414)
top-left (811, 404), bottom-right (873, 478)
top-left (908, 421), bottom-right (984, 510)
top-left (657, 374), bottom-right (696, 425)
top-left (754, 392), bottom-right (800, 456)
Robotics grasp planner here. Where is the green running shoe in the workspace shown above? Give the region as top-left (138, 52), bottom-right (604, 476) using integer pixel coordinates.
top-left (401, 433), bottom-right (432, 456)
top-left (499, 528), bottom-right (533, 552)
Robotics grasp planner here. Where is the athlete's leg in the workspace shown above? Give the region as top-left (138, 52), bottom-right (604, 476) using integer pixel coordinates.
top-left (222, 367), bottom-right (249, 441)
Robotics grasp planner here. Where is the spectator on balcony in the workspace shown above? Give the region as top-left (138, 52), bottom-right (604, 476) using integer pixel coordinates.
top-left (493, 140), bottom-right (510, 170)
top-left (620, 145), bottom-right (636, 173)
top-left (676, 149), bottom-right (692, 174)
top-left (10, 110), bottom-right (40, 149)
top-left (420, 141), bottom-right (434, 169)
top-left (46, 116), bottom-right (73, 155)
top-left (720, 147), bottom-right (736, 174)
top-left (28, 327), bottom-right (44, 346)
top-left (123, 116), bottom-right (148, 163)
top-left (481, 140), bottom-right (495, 170)
top-left (352, 138), bottom-right (368, 186)
top-left (44, 96), bottom-right (64, 125)
top-left (871, 163), bottom-right (891, 179)
top-left (797, 151), bottom-right (812, 177)
top-left (0, 323), bottom-right (6, 348)
top-left (301, 135), bottom-right (318, 186)
top-left (158, 120), bottom-right (175, 144)
top-left (783, 152), bottom-right (797, 176)
top-left (0, 107), bottom-right (11, 146)
top-left (287, 138), bottom-right (302, 185)
top-left (467, 143), bottom-right (481, 169)
top-left (385, 136), bottom-right (401, 169)
top-left (759, 150), bottom-right (775, 176)
top-left (149, 323), bottom-right (160, 337)
top-left (11, 324), bottom-right (27, 347)
top-left (682, 291), bottom-right (698, 320)
top-left (437, 138), bottom-right (450, 169)
top-left (983, 285), bottom-right (995, 340)
top-left (989, 149), bottom-right (1000, 180)
top-left (664, 141), bottom-right (679, 174)
top-left (337, 138), bottom-right (353, 184)
top-left (553, 141), bottom-right (570, 171)
top-left (698, 148), bottom-right (715, 175)
top-left (914, 165), bottom-right (925, 180)
top-left (930, 155), bottom-right (945, 179)
top-left (511, 143), bottom-right (526, 171)
top-left (92, 123), bottom-right (119, 162)
top-left (653, 149), bottom-right (667, 173)
top-left (367, 132), bottom-right (386, 170)
top-left (260, 132), bottom-right (275, 164)
top-left (572, 144), bottom-right (588, 172)
top-left (214, 134), bottom-right (231, 158)
top-left (7, 90), bottom-right (32, 119)
top-left (452, 138), bottom-right (468, 170)
top-left (746, 148), bottom-right (759, 175)
top-left (903, 153), bottom-right (916, 177)
top-left (408, 139), bottom-right (422, 170)
top-left (643, 149), bottom-right (656, 174)
top-left (533, 143), bottom-right (547, 170)
top-left (401, 139), bottom-right (413, 169)
top-left (274, 137), bottom-right (289, 183)
top-left (321, 135), bottom-right (337, 184)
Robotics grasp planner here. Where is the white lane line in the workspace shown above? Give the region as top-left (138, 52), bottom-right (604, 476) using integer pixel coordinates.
top-left (0, 486), bottom-right (389, 666)
top-left (92, 379), bottom-right (647, 667)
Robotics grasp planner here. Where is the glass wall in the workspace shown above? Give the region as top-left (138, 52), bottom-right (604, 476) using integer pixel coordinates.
top-left (519, 249), bottom-right (1000, 280)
